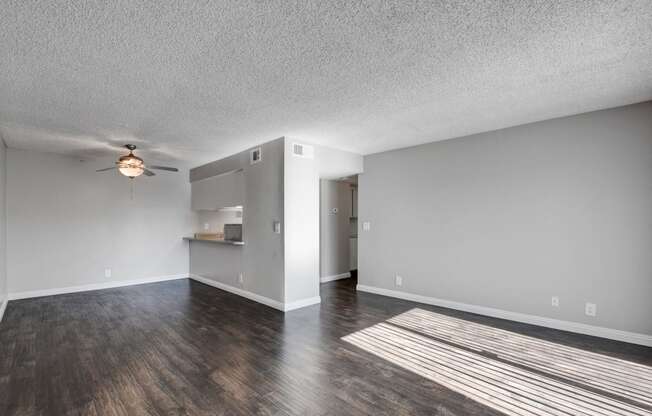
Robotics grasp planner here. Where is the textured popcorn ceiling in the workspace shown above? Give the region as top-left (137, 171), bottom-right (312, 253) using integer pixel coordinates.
top-left (1, 1), bottom-right (651, 165)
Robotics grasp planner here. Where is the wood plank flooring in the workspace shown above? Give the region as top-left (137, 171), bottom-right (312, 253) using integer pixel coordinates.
top-left (0, 276), bottom-right (650, 415)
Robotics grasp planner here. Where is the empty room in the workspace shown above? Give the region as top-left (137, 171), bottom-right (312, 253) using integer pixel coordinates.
top-left (1, 2), bottom-right (651, 415)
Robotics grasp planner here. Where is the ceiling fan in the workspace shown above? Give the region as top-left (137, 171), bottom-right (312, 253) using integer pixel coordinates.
top-left (96, 144), bottom-right (179, 178)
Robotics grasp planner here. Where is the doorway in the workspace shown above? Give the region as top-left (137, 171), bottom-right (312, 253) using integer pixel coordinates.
top-left (319, 175), bottom-right (358, 286)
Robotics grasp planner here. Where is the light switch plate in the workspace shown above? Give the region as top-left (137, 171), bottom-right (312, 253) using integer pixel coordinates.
top-left (104, 268), bottom-right (112, 278)
top-left (363, 221), bottom-right (371, 231)
top-left (273, 221), bottom-right (281, 234)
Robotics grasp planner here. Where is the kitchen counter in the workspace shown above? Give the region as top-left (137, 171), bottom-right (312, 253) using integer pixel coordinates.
top-left (183, 237), bottom-right (244, 246)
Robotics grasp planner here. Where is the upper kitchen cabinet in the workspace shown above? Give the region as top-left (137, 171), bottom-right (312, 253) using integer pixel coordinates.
top-left (191, 169), bottom-right (245, 211)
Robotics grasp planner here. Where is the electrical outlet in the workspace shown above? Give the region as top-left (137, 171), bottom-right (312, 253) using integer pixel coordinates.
top-left (551, 296), bottom-right (559, 307)
top-left (585, 302), bottom-right (597, 317)
top-left (395, 275), bottom-right (403, 287)
top-left (203, 223), bottom-right (210, 231)
top-left (238, 273), bottom-right (244, 284)
top-left (363, 221), bottom-right (371, 231)
top-left (104, 268), bottom-right (112, 278)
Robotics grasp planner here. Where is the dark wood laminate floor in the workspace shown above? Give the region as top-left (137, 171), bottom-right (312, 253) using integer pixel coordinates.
top-left (1, 277), bottom-right (651, 416)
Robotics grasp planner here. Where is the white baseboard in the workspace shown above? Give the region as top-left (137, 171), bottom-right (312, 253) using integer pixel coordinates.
top-left (284, 296), bottom-right (321, 311)
top-left (190, 274), bottom-right (285, 310)
top-left (7, 274), bottom-right (189, 301)
top-left (356, 284), bottom-right (652, 347)
top-left (320, 272), bottom-right (351, 283)
top-left (190, 274), bottom-right (320, 312)
top-left (0, 297), bottom-right (7, 323)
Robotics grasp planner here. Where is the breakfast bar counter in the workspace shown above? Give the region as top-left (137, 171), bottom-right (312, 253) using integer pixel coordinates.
top-left (182, 237), bottom-right (244, 246)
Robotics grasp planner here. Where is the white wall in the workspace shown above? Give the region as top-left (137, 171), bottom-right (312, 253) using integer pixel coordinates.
top-left (283, 138), bottom-right (320, 303)
top-left (317, 145), bottom-right (364, 180)
top-left (7, 149), bottom-right (194, 294)
top-left (284, 140), bottom-right (363, 303)
top-left (359, 102), bottom-right (652, 336)
top-left (320, 180), bottom-right (352, 279)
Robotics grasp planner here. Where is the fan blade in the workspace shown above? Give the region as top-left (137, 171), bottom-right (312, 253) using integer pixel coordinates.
top-left (143, 169), bottom-right (156, 176)
top-left (96, 167), bottom-right (116, 172)
top-left (148, 165), bottom-right (179, 172)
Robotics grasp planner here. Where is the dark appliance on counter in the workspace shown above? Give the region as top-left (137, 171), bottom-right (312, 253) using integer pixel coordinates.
top-left (224, 224), bottom-right (243, 242)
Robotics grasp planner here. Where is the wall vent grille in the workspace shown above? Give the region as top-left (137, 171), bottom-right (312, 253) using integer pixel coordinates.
top-left (250, 147), bottom-right (262, 165)
top-left (292, 142), bottom-right (314, 159)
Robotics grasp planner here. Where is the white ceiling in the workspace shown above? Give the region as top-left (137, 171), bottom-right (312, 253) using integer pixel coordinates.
top-left (1, 1), bottom-right (651, 166)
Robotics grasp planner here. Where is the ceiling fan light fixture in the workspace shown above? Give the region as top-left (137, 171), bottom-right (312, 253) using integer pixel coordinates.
top-left (97, 144), bottom-right (178, 178)
top-left (117, 153), bottom-right (145, 178)
top-left (118, 165), bottom-right (144, 178)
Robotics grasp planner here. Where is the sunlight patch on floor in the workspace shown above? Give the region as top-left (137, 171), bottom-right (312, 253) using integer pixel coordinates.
top-left (343, 309), bottom-right (652, 416)
top-left (389, 308), bottom-right (652, 407)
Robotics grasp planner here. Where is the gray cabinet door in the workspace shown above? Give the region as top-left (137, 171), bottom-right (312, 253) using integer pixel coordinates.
top-left (191, 170), bottom-right (245, 211)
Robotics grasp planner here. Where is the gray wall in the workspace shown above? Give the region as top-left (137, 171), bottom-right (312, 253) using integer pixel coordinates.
top-left (189, 241), bottom-right (243, 287)
top-left (320, 180), bottom-right (352, 279)
top-left (0, 139), bottom-right (6, 304)
top-left (189, 138), bottom-right (363, 306)
top-left (242, 138), bottom-right (285, 302)
top-left (7, 149), bottom-right (194, 294)
top-left (189, 138), bottom-right (285, 303)
top-left (359, 102), bottom-right (652, 335)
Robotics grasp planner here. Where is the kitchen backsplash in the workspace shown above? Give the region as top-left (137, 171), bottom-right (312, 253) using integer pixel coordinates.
top-left (195, 209), bottom-right (243, 234)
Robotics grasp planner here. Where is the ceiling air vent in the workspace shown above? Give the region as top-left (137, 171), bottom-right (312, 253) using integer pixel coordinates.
top-left (292, 142), bottom-right (314, 159)
top-left (250, 147), bottom-right (262, 165)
